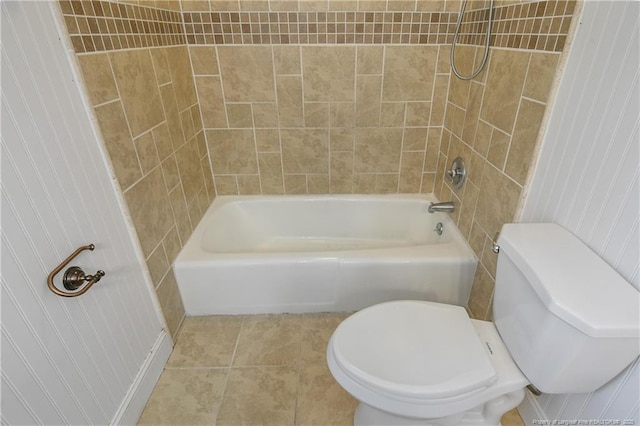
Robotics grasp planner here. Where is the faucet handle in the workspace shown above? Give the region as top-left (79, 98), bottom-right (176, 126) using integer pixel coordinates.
top-left (446, 157), bottom-right (466, 189)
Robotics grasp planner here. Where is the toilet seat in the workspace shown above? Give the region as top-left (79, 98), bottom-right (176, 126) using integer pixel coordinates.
top-left (329, 300), bottom-right (496, 402)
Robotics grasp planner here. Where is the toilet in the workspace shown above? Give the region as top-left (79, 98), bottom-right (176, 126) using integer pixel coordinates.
top-left (327, 223), bottom-right (640, 426)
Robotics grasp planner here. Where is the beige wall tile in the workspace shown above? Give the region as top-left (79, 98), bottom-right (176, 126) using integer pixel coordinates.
top-left (467, 265), bottom-right (494, 320)
top-left (383, 46), bottom-right (437, 101)
top-left (399, 151), bottom-right (425, 193)
top-left (302, 46), bottom-right (356, 102)
top-left (276, 76), bottom-right (304, 127)
top-left (354, 128), bottom-right (402, 173)
top-left (505, 99), bottom-right (546, 185)
top-left (480, 49), bottom-right (530, 133)
top-left (461, 82), bottom-right (483, 144)
top-left (218, 46), bottom-right (276, 102)
top-left (403, 127), bottom-right (428, 151)
top-left (146, 245), bottom-right (170, 287)
top-left (110, 49), bottom-right (165, 137)
top-left (356, 75), bottom-right (382, 127)
top-left (304, 103), bottom-right (329, 128)
top-left (196, 76), bottom-right (228, 129)
top-left (307, 174), bottom-right (330, 193)
top-left (448, 47), bottom-right (474, 107)
top-left (175, 139), bottom-right (205, 203)
top-left (256, 129), bottom-right (281, 152)
top-left (417, 0), bottom-right (445, 11)
top-left (475, 164), bottom-right (522, 238)
top-left (237, 175), bottom-right (262, 195)
top-left (380, 102), bottom-right (406, 127)
top-left (207, 129), bottom-right (259, 174)
top-left (281, 129), bottom-right (329, 174)
top-left (169, 184), bottom-right (193, 245)
top-left (524, 52), bottom-right (559, 102)
top-left (166, 47), bottom-right (198, 111)
top-left (487, 127), bottom-right (511, 170)
top-left (274, 45), bottom-right (301, 75)
top-left (405, 102), bottom-right (431, 126)
top-left (150, 48), bottom-right (171, 85)
top-left (300, 0), bottom-right (329, 10)
top-left (375, 174), bottom-right (399, 193)
top-left (354, 174), bottom-right (376, 193)
top-left (252, 103), bottom-right (279, 128)
top-left (358, 0), bottom-right (386, 10)
top-left (227, 104), bottom-right (254, 128)
top-left (161, 155), bottom-right (180, 191)
top-left (135, 132), bottom-right (160, 174)
top-left (387, 0), bottom-right (417, 10)
top-left (77, 53), bottom-right (118, 106)
top-left (259, 153), bottom-right (285, 194)
top-left (152, 123), bottom-right (173, 161)
top-left (330, 103), bottom-right (355, 128)
top-left (214, 175), bottom-right (239, 195)
top-left (431, 74), bottom-right (449, 126)
top-left (94, 101), bottom-right (142, 190)
top-left (162, 226), bottom-right (182, 264)
top-left (159, 84), bottom-right (186, 150)
top-left (181, 0), bottom-right (210, 10)
top-left (240, 1), bottom-right (270, 11)
top-left (421, 173), bottom-right (435, 193)
top-left (284, 174), bottom-right (307, 194)
top-left (357, 46), bottom-right (384, 74)
top-left (189, 46), bottom-right (219, 75)
top-left (330, 128), bottom-right (354, 151)
top-left (330, 151), bottom-right (354, 193)
top-left (124, 167), bottom-right (174, 257)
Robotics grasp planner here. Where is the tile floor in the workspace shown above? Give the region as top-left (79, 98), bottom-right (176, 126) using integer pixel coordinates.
top-left (138, 313), bottom-right (524, 426)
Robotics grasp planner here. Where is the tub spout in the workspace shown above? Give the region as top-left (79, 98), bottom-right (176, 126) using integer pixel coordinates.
top-left (428, 201), bottom-right (455, 213)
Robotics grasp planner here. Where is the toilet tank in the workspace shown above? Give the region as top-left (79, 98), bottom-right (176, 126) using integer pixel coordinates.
top-left (493, 223), bottom-right (639, 394)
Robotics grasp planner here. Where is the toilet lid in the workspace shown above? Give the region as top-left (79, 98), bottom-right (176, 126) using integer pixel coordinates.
top-left (331, 300), bottom-right (497, 400)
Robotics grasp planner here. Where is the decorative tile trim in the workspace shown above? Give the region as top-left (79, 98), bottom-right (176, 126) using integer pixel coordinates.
top-left (455, 0), bottom-right (576, 52)
top-left (183, 11), bottom-right (457, 45)
top-left (60, 0), bottom-right (576, 53)
top-left (59, 0), bottom-right (185, 53)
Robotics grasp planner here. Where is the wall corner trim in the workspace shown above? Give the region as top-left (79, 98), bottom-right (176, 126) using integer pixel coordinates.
top-left (111, 331), bottom-right (172, 425)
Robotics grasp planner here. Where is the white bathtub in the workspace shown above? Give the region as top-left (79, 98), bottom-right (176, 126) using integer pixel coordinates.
top-left (174, 194), bottom-right (477, 315)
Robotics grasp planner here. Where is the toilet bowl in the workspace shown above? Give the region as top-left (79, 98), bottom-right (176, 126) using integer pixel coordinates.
top-left (327, 223), bottom-right (640, 426)
top-left (327, 300), bottom-right (528, 425)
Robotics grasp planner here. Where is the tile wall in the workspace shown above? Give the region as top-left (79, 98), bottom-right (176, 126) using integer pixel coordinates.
top-left (60, 0), bottom-right (578, 330)
top-left (65, 0), bottom-right (215, 337)
top-left (435, 42), bottom-right (569, 319)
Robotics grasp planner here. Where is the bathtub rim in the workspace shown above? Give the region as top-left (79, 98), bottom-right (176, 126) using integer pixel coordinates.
top-left (176, 193), bottom-right (477, 264)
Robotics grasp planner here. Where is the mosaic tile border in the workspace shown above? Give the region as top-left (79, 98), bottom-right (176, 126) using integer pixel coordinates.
top-left (60, 0), bottom-right (576, 53)
top-left (59, 0), bottom-right (185, 53)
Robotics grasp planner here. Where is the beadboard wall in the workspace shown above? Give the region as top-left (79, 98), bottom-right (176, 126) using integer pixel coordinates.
top-left (519, 1), bottom-right (639, 423)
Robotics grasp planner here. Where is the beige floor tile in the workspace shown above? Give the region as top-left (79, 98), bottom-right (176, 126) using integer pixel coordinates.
top-left (300, 313), bottom-right (350, 365)
top-left (502, 408), bottom-right (525, 426)
top-left (167, 316), bottom-right (244, 368)
top-left (217, 366), bottom-right (298, 426)
top-left (137, 368), bottom-right (227, 426)
top-left (296, 363), bottom-right (358, 426)
top-left (233, 314), bottom-right (303, 366)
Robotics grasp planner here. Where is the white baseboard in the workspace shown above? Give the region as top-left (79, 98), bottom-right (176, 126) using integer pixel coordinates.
top-left (111, 330), bottom-right (173, 425)
top-left (518, 389), bottom-right (548, 425)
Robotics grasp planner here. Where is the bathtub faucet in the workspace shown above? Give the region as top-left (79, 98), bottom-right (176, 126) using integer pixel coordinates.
top-left (428, 201), bottom-right (455, 214)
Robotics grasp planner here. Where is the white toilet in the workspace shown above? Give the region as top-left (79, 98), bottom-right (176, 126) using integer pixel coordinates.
top-left (327, 223), bottom-right (640, 426)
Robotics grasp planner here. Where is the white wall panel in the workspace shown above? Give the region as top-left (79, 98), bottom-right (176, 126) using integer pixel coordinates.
top-left (1, 2), bottom-right (170, 424)
top-left (521, 1), bottom-right (640, 424)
